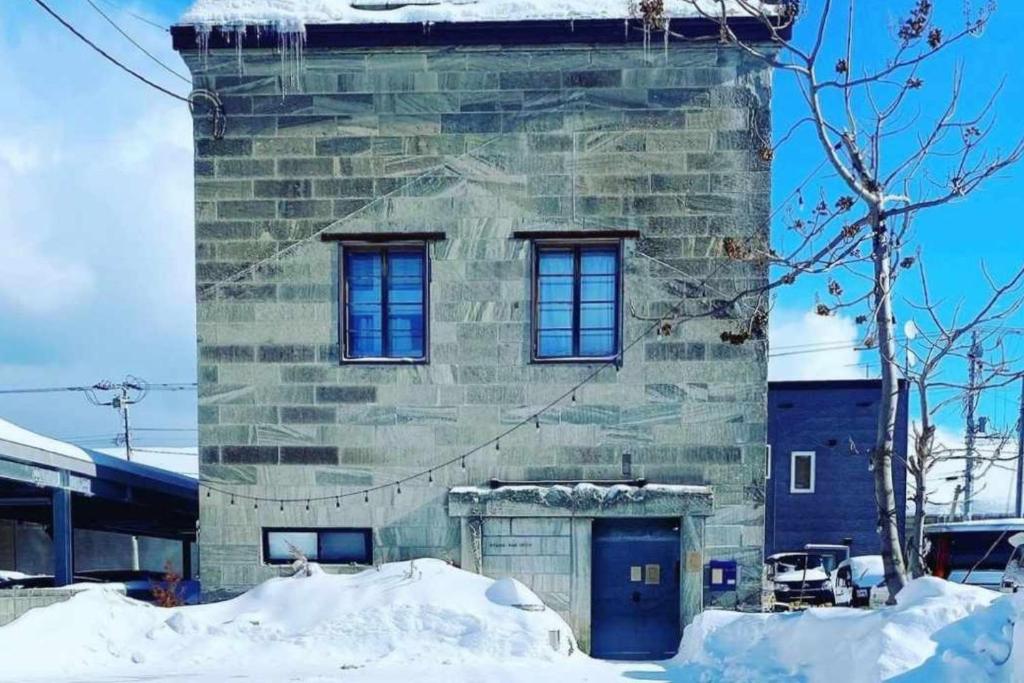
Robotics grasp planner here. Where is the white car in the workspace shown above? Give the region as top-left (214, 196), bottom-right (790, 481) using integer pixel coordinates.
top-left (832, 555), bottom-right (887, 608)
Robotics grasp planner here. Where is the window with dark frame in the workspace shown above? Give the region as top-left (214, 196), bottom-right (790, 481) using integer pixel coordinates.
top-left (263, 528), bottom-right (373, 565)
top-left (342, 244), bottom-right (427, 361)
top-left (533, 242), bottom-right (621, 361)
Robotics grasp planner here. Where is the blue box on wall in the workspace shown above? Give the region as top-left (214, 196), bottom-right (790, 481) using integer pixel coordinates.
top-left (708, 560), bottom-right (738, 591)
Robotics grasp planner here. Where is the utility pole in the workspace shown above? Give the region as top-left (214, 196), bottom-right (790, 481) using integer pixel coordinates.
top-left (91, 378), bottom-right (147, 570)
top-left (1016, 377), bottom-right (1024, 518)
top-left (964, 332), bottom-right (981, 519)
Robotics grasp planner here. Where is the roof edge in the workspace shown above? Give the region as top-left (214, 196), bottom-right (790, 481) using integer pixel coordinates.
top-left (171, 17), bottom-right (789, 52)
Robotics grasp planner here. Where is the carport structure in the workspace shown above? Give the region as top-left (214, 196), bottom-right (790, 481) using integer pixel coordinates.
top-left (0, 419), bottom-right (197, 585)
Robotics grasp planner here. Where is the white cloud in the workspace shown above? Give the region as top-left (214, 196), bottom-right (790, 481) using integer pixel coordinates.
top-left (768, 306), bottom-right (868, 381)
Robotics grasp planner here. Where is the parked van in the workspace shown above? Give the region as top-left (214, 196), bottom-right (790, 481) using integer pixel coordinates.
top-left (762, 552), bottom-right (835, 610)
top-left (832, 555), bottom-right (886, 608)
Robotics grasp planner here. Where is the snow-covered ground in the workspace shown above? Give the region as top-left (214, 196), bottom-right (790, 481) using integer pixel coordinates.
top-left (1, 561), bottom-right (1022, 682)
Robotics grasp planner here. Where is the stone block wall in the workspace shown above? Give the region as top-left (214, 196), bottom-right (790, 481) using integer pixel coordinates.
top-left (179, 39), bottom-right (772, 605)
top-left (0, 585), bottom-right (126, 627)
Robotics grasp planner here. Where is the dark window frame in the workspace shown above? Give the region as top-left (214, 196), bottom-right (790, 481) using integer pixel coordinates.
top-left (339, 242), bottom-right (430, 365)
top-left (262, 527), bottom-right (373, 565)
top-left (530, 239), bottom-right (623, 364)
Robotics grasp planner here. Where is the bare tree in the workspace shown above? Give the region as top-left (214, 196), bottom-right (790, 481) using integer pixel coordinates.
top-left (901, 260), bottom-right (1024, 576)
top-left (635, 0), bottom-right (1024, 600)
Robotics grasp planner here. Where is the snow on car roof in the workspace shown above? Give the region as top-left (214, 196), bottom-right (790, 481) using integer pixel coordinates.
top-left (180, 0), bottom-right (774, 29)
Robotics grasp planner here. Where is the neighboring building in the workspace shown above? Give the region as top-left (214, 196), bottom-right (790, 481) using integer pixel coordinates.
top-left (172, 3), bottom-right (780, 656)
top-left (0, 418), bottom-right (197, 625)
top-left (765, 380), bottom-right (909, 558)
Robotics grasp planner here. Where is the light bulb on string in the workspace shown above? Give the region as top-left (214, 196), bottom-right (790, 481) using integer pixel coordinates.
top-left (230, 495), bottom-right (235, 506)
top-left (495, 439), bottom-right (500, 452)
top-left (279, 500), bottom-right (284, 512)
top-left (428, 470), bottom-right (434, 484)
top-left (364, 491), bottom-right (369, 504)
top-left (253, 500), bottom-right (259, 510)
top-left (335, 497), bottom-right (341, 508)
top-left (396, 481), bottom-right (402, 495)
top-left (305, 500), bottom-right (310, 511)
top-left (461, 456), bottom-right (467, 469)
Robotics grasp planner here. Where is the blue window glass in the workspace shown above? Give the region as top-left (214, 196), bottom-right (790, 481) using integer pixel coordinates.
top-left (535, 244), bottom-right (620, 360)
top-left (344, 246), bottom-right (427, 360)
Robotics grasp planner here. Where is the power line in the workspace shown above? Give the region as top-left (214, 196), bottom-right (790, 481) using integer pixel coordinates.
top-left (85, 0), bottom-right (191, 84)
top-left (30, 0), bottom-right (190, 103)
top-left (0, 382), bottom-right (196, 396)
top-left (95, 0), bottom-right (171, 33)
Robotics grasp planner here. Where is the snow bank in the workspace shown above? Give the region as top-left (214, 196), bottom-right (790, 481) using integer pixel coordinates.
top-left (181, 0), bottom-right (772, 29)
top-left (0, 559), bottom-right (576, 682)
top-left (677, 577), bottom-right (1017, 682)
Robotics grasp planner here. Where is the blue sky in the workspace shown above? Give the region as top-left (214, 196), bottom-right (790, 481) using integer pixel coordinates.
top-left (0, 1), bottom-right (1021, 506)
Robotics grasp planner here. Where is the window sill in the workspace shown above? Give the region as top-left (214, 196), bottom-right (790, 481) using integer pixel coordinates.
top-left (530, 355), bottom-right (621, 365)
top-left (340, 357), bottom-right (429, 366)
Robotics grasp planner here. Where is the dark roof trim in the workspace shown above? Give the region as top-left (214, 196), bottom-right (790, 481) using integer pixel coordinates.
top-left (172, 17), bottom-right (789, 52)
top-left (512, 229), bottom-right (641, 240)
top-left (320, 231), bottom-right (446, 243)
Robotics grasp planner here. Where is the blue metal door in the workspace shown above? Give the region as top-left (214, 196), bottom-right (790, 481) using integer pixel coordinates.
top-left (591, 518), bottom-right (681, 660)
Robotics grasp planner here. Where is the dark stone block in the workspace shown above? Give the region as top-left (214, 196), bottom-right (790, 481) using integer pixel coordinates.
top-left (252, 95), bottom-right (314, 115)
top-left (254, 179), bottom-right (313, 198)
top-left (280, 446), bottom-right (340, 465)
top-left (195, 159), bottom-right (215, 176)
top-left (200, 345), bottom-right (255, 362)
top-left (277, 158), bottom-right (335, 176)
top-left (219, 284), bottom-right (277, 301)
top-left (318, 345), bottom-right (341, 363)
top-left (563, 70), bottom-right (622, 88)
top-left (316, 137), bottom-right (373, 155)
top-left (197, 138), bottom-right (252, 157)
top-left (644, 342), bottom-right (706, 362)
top-left (222, 446), bottom-right (279, 465)
top-left (281, 406), bottom-right (337, 424)
top-left (316, 386), bottom-right (377, 403)
top-left (199, 446), bottom-right (221, 464)
top-left (258, 345), bottom-right (317, 363)
top-left (196, 222), bottom-right (256, 240)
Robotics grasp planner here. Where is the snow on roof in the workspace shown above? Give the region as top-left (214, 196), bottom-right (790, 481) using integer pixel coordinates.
top-left (0, 417), bottom-right (91, 463)
top-left (181, 0), bottom-right (773, 29)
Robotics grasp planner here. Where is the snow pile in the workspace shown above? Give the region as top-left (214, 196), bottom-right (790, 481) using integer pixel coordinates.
top-left (181, 0), bottom-right (773, 29)
top-left (0, 559), bottom-right (576, 682)
top-left (677, 577), bottom-right (1018, 682)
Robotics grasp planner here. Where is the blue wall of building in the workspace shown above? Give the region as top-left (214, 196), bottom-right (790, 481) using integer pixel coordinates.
top-left (765, 380), bottom-right (909, 558)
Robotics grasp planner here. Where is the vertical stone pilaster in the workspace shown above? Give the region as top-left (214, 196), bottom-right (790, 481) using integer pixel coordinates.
top-left (681, 514), bottom-right (706, 628)
top-left (569, 517), bottom-right (592, 653)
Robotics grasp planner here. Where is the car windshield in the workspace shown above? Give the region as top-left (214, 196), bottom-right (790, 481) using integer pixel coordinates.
top-left (775, 554), bottom-right (824, 573)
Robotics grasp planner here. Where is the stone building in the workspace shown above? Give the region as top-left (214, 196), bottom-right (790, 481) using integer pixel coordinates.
top-left (173, 3), bottom-right (779, 658)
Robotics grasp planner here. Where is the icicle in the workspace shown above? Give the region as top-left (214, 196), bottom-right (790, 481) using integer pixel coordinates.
top-left (570, 19), bottom-right (575, 33)
top-left (663, 18), bottom-right (671, 65)
top-left (624, 18), bottom-right (629, 40)
top-left (196, 27), bottom-right (211, 70)
top-left (235, 26), bottom-right (245, 74)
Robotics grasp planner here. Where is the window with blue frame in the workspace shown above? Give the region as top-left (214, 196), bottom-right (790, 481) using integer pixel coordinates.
top-left (343, 245), bottom-right (427, 361)
top-left (533, 243), bottom-right (621, 360)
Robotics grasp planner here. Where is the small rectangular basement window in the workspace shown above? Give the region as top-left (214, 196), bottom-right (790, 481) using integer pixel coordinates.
top-left (263, 528), bottom-right (372, 565)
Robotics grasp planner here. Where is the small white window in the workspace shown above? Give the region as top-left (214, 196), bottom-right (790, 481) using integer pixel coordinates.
top-left (765, 444), bottom-right (772, 480)
top-left (790, 451), bottom-right (815, 493)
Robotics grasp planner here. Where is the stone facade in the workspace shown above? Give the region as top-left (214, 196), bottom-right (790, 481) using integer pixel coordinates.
top-left (177, 29), bottom-right (772, 632)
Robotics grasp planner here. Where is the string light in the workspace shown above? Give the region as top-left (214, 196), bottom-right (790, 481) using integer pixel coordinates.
top-left (194, 266), bottom-right (747, 512)
top-left (253, 500), bottom-right (259, 510)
